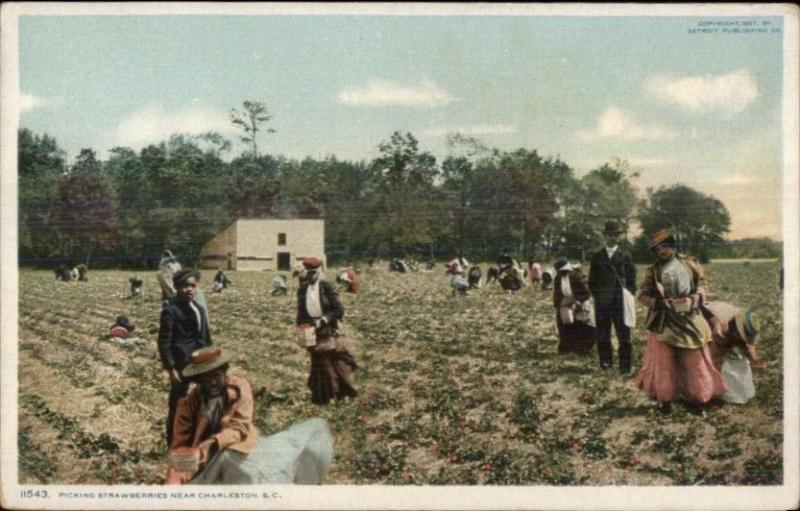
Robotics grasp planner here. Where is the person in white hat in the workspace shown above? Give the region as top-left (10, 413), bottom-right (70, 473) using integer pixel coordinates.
top-left (553, 257), bottom-right (596, 355)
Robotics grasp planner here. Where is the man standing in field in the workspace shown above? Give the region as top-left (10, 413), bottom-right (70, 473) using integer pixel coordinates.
top-left (588, 221), bottom-right (637, 374)
top-left (158, 269), bottom-right (213, 445)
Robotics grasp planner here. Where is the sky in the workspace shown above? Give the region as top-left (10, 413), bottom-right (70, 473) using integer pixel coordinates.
top-left (16, 12), bottom-right (787, 240)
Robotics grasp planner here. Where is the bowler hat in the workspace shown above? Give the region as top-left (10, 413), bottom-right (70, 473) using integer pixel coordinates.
top-left (649, 229), bottom-right (676, 249)
top-left (302, 257), bottom-right (323, 270)
top-left (602, 221), bottom-right (623, 235)
top-left (732, 308), bottom-right (760, 344)
top-left (173, 269), bottom-right (201, 286)
top-left (182, 346), bottom-right (231, 379)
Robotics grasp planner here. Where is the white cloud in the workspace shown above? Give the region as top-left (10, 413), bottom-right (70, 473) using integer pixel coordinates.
top-left (422, 124), bottom-right (517, 137)
top-left (724, 173), bottom-right (757, 185)
top-left (645, 70), bottom-right (758, 114)
top-left (20, 94), bottom-right (48, 112)
top-left (575, 106), bottom-right (677, 142)
top-left (338, 78), bottom-right (456, 107)
top-left (112, 104), bottom-right (237, 147)
top-left (624, 157), bottom-right (668, 168)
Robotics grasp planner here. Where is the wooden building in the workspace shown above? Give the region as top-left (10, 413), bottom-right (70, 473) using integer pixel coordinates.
top-left (199, 219), bottom-right (326, 271)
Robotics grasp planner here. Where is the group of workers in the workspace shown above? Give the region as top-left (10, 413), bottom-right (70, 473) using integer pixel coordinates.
top-left (90, 226), bottom-right (767, 487)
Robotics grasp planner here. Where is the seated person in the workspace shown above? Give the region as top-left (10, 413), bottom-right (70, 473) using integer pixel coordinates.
top-left (166, 347), bottom-right (333, 485)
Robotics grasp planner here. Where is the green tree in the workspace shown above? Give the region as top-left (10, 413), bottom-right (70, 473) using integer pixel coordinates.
top-left (581, 158), bottom-right (639, 235)
top-left (50, 149), bottom-right (120, 265)
top-left (487, 149), bottom-right (560, 257)
top-left (440, 133), bottom-right (491, 257)
top-left (369, 132), bottom-right (439, 256)
top-left (105, 146), bottom-right (148, 265)
top-left (228, 154), bottom-right (281, 219)
top-left (229, 100), bottom-right (275, 159)
top-left (636, 184), bottom-right (731, 262)
top-left (18, 129), bottom-right (66, 261)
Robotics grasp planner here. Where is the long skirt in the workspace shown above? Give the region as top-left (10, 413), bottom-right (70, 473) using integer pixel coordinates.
top-left (309, 337), bottom-right (358, 405)
top-left (189, 418), bottom-right (333, 484)
top-left (636, 331), bottom-right (727, 404)
top-left (556, 317), bottom-right (596, 354)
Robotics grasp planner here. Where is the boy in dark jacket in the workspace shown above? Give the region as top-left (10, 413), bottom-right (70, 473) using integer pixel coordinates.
top-left (158, 269), bottom-right (213, 445)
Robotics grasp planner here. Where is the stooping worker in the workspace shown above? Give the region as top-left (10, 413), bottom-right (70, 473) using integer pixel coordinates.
top-left (212, 270), bottom-right (232, 293)
top-left (703, 301), bottom-right (764, 404)
top-left (336, 267), bottom-right (360, 294)
top-left (158, 269), bottom-right (213, 445)
top-left (296, 257), bottom-right (358, 405)
top-left (552, 258), bottom-right (596, 355)
top-left (635, 229), bottom-right (726, 412)
top-left (165, 347), bottom-right (333, 485)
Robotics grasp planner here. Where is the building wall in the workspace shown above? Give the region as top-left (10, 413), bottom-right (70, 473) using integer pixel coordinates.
top-left (198, 222), bottom-right (237, 269)
top-left (235, 219), bottom-right (326, 271)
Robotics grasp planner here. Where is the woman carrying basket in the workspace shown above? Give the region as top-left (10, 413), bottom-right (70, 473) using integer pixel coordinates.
top-left (296, 257), bottom-right (358, 405)
top-left (635, 229), bottom-right (726, 412)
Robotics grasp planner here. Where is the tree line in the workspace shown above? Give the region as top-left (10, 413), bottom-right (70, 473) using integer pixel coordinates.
top-left (19, 101), bottom-right (752, 269)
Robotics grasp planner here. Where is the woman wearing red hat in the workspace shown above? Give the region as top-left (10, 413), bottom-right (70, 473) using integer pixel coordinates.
top-left (296, 257), bottom-right (358, 405)
top-left (636, 230), bottom-right (726, 412)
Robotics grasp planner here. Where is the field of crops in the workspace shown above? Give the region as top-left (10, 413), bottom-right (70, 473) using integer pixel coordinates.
top-left (17, 261), bottom-right (784, 485)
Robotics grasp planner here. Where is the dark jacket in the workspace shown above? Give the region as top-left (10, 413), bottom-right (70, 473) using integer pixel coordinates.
top-left (158, 300), bottom-right (213, 371)
top-left (296, 280), bottom-right (344, 331)
top-left (588, 246), bottom-right (636, 313)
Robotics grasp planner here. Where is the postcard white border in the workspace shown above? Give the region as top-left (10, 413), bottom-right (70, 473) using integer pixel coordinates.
top-left (1, 3), bottom-right (798, 510)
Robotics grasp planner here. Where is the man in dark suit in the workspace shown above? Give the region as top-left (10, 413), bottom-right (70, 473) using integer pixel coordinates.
top-left (588, 221), bottom-right (637, 374)
top-left (157, 269), bottom-right (213, 445)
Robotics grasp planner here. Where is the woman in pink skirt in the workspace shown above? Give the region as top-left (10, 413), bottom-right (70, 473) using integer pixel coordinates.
top-left (635, 229), bottom-right (726, 412)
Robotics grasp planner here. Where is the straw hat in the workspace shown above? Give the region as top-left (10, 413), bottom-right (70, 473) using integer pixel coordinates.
top-left (649, 229), bottom-right (676, 249)
top-left (732, 308), bottom-right (760, 344)
top-left (182, 346), bottom-right (230, 379)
